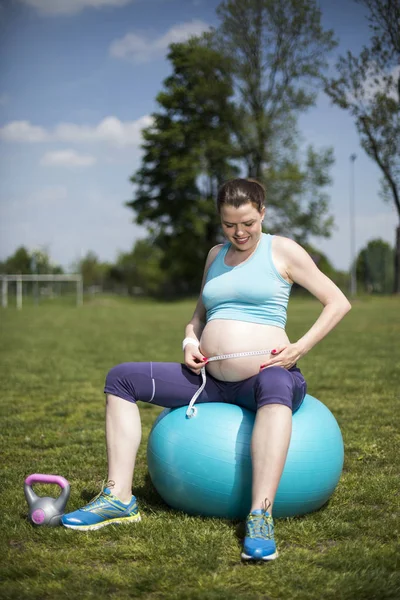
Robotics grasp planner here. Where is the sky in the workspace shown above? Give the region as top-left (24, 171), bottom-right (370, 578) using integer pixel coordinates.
top-left (0, 0), bottom-right (397, 272)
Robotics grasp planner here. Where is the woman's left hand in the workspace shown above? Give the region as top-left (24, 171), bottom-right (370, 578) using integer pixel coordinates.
top-left (260, 343), bottom-right (304, 371)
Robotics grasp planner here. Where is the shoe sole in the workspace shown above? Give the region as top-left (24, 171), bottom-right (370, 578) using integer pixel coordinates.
top-left (62, 512), bottom-right (141, 531)
top-left (241, 550), bottom-right (278, 561)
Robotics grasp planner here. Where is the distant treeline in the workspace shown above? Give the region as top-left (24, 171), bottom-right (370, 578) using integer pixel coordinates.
top-left (0, 238), bottom-right (395, 297)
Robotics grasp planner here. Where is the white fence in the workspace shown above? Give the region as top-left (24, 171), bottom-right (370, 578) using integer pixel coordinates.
top-left (1, 274), bottom-right (83, 309)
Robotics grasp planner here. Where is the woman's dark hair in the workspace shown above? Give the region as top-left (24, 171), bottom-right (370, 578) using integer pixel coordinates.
top-left (217, 178), bottom-right (265, 213)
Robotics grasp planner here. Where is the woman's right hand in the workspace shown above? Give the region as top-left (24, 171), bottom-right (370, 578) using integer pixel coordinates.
top-left (184, 344), bottom-right (208, 375)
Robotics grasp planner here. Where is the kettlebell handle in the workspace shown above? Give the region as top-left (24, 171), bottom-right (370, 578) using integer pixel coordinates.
top-left (25, 474), bottom-right (69, 489)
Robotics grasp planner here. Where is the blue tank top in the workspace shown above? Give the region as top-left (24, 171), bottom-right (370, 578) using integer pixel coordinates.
top-left (202, 233), bottom-right (292, 328)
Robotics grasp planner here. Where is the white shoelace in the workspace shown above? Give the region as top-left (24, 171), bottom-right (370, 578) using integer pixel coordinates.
top-left (185, 349), bottom-right (272, 418)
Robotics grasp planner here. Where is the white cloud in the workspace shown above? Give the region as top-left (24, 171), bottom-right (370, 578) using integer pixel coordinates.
top-left (0, 114), bottom-right (152, 147)
top-left (40, 149), bottom-right (96, 167)
top-left (19, 0), bottom-right (133, 16)
top-left (110, 19), bottom-right (210, 64)
top-left (0, 120), bottom-right (49, 142)
top-left (54, 115), bottom-right (152, 145)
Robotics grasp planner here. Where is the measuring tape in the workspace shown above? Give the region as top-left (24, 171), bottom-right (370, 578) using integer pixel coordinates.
top-left (206, 349), bottom-right (272, 363)
top-left (186, 349), bottom-right (272, 418)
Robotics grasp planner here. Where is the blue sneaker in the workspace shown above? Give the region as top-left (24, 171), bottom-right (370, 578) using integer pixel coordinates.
top-left (241, 508), bottom-right (278, 561)
top-left (62, 483), bottom-right (141, 531)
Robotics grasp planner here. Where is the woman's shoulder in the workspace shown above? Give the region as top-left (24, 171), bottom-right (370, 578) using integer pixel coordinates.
top-left (271, 235), bottom-right (321, 281)
top-left (270, 235), bottom-right (304, 256)
top-left (208, 243), bottom-right (225, 260)
top-left (202, 243), bottom-right (225, 273)
top-left (269, 235), bottom-right (312, 283)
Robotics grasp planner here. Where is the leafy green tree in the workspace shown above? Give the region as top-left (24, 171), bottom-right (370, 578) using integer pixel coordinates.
top-left (356, 238), bottom-right (394, 293)
top-left (0, 246), bottom-right (63, 275)
top-left (214, 0), bottom-right (337, 179)
top-left (111, 240), bottom-right (167, 297)
top-left (74, 252), bottom-right (110, 288)
top-left (30, 249), bottom-right (63, 275)
top-left (128, 1), bottom-right (339, 295)
top-left (128, 39), bottom-right (238, 294)
top-left (263, 145), bottom-right (335, 243)
top-left (0, 247), bottom-right (31, 274)
top-left (211, 0), bottom-right (337, 240)
top-left (325, 0), bottom-right (400, 293)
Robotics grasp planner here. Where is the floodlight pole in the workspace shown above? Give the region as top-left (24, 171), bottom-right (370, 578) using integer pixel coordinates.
top-left (349, 154), bottom-right (357, 296)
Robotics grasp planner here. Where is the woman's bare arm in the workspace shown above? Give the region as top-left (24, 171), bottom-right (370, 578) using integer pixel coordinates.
top-left (261, 237), bottom-right (351, 370)
top-left (184, 244), bottom-right (223, 372)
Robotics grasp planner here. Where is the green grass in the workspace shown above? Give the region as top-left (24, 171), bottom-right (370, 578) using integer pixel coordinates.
top-left (1, 295), bottom-right (399, 600)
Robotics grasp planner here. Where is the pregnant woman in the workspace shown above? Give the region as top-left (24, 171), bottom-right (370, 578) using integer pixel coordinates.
top-left (62, 178), bottom-right (351, 561)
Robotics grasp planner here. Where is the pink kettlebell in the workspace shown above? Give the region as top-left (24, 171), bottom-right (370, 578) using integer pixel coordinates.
top-left (24, 474), bottom-right (70, 526)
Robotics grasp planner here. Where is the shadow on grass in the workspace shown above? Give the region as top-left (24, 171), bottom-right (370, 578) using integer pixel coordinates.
top-left (79, 472), bottom-right (174, 515)
top-left (232, 497), bottom-right (334, 565)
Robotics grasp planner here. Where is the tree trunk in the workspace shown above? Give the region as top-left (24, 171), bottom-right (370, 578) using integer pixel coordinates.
top-left (394, 224), bottom-right (400, 294)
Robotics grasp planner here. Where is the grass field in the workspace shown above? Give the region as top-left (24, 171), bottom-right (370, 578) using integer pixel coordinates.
top-left (1, 295), bottom-right (399, 600)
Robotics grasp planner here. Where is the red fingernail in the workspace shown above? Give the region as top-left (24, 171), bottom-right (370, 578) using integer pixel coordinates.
top-left (260, 364), bottom-right (266, 369)
top-left (203, 357), bottom-right (208, 362)
top-left (271, 349), bottom-right (277, 354)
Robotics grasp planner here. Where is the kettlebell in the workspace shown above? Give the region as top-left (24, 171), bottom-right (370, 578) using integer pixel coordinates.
top-left (24, 473), bottom-right (70, 526)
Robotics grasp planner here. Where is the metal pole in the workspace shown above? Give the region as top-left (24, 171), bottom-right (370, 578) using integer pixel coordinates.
top-left (1, 277), bottom-right (8, 308)
top-left (34, 275), bottom-right (39, 306)
top-left (16, 277), bottom-right (23, 310)
top-left (77, 276), bottom-right (83, 307)
top-left (349, 154), bottom-right (357, 296)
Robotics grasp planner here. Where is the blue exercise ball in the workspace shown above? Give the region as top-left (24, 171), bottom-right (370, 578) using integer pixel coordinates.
top-left (147, 394), bottom-right (344, 519)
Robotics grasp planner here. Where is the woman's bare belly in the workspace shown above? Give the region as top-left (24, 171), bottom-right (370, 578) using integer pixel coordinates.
top-left (199, 319), bottom-right (290, 382)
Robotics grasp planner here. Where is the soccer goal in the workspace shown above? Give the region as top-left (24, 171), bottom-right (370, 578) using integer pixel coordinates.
top-left (1, 274), bottom-right (83, 309)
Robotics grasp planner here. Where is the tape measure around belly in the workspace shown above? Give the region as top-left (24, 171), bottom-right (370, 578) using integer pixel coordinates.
top-left (186, 348), bottom-right (273, 418)
top-left (206, 349), bottom-right (272, 363)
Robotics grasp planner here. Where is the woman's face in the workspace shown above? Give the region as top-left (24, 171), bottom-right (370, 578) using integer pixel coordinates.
top-left (220, 202), bottom-right (265, 252)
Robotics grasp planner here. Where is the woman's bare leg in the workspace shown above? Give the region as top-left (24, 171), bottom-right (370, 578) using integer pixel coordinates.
top-left (250, 403), bottom-right (292, 513)
top-left (105, 394), bottom-right (142, 504)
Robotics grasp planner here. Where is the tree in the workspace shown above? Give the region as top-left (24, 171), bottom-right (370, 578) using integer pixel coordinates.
top-left (128, 3), bottom-right (338, 295)
top-left (127, 39), bottom-right (238, 294)
top-left (111, 240), bottom-right (167, 297)
top-left (0, 247), bottom-right (31, 274)
top-left (0, 246), bottom-right (63, 275)
top-left (325, 0), bottom-right (400, 293)
top-left (74, 252), bottom-right (109, 288)
top-left (215, 0), bottom-right (338, 179)
top-left (30, 248), bottom-right (63, 275)
top-left (212, 0), bottom-right (338, 240)
top-left (356, 238), bottom-right (394, 293)
top-left (263, 144), bottom-right (335, 243)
